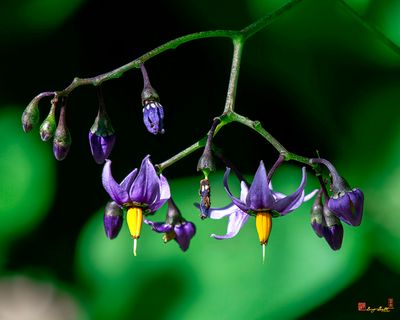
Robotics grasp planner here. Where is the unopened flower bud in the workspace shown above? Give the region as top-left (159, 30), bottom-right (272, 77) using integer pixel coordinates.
top-left (310, 158), bottom-right (364, 226)
top-left (21, 96), bottom-right (40, 133)
top-left (104, 201), bottom-right (123, 239)
top-left (140, 64), bottom-right (164, 135)
top-left (310, 190), bottom-right (324, 238)
top-left (328, 178), bottom-right (364, 227)
top-left (142, 101), bottom-right (165, 135)
top-left (89, 104), bottom-right (116, 164)
top-left (197, 150), bottom-right (216, 174)
top-left (322, 205), bottom-right (344, 251)
top-left (53, 103), bottom-right (71, 161)
top-left (39, 99), bottom-right (57, 141)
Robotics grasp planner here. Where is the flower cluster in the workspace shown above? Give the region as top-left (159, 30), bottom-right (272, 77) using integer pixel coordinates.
top-left (21, 16), bottom-right (365, 260)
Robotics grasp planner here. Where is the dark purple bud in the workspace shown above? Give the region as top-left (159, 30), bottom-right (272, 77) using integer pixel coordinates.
top-left (89, 133), bottom-right (116, 164)
top-left (39, 99), bottom-right (57, 141)
top-left (174, 221), bottom-right (196, 252)
top-left (322, 205), bottom-right (344, 250)
top-left (310, 158), bottom-right (364, 226)
top-left (328, 187), bottom-right (364, 227)
top-left (53, 103), bottom-right (71, 161)
top-left (198, 178), bottom-right (211, 219)
top-left (104, 201), bottom-right (123, 239)
top-left (21, 96), bottom-right (40, 133)
top-left (89, 99), bottom-right (116, 164)
top-left (142, 101), bottom-right (165, 135)
top-left (140, 64), bottom-right (164, 135)
top-left (310, 190), bottom-right (324, 238)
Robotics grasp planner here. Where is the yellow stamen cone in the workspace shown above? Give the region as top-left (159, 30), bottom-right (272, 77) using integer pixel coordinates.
top-left (127, 207), bottom-right (143, 256)
top-left (256, 212), bottom-right (272, 261)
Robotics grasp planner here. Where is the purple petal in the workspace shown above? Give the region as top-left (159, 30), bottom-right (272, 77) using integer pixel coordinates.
top-left (89, 132), bottom-right (116, 164)
top-left (144, 220), bottom-right (174, 233)
top-left (148, 174), bottom-right (170, 212)
top-left (174, 222), bottom-right (196, 251)
top-left (272, 167), bottom-right (307, 215)
top-left (246, 161), bottom-right (274, 210)
top-left (223, 168), bottom-right (250, 213)
top-left (120, 168), bottom-right (138, 192)
top-left (129, 155), bottom-right (160, 204)
top-left (211, 209), bottom-right (249, 240)
top-left (102, 160), bottom-right (129, 205)
top-left (208, 203), bottom-right (238, 219)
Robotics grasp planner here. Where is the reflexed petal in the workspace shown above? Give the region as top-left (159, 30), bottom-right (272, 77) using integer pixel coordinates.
top-left (129, 155), bottom-right (159, 204)
top-left (174, 222), bottom-right (196, 251)
top-left (223, 168), bottom-right (250, 213)
top-left (304, 189), bottom-right (319, 201)
top-left (144, 220), bottom-right (173, 233)
top-left (247, 161), bottom-right (274, 210)
top-left (208, 203), bottom-right (237, 219)
top-left (211, 209), bottom-right (249, 240)
top-left (272, 167), bottom-right (307, 214)
top-left (102, 160), bottom-right (129, 205)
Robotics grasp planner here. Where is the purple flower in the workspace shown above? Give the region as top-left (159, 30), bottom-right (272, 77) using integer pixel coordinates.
top-left (102, 155), bottom-right (170, 255)
top-left (145, 198), bottom-right (196, 252)
top-left (202, 161), bottom-right (316, 259)
top-left (103, 200), bottom-right (123, 239)
top-left (143, 101), bottom-right (165, 135)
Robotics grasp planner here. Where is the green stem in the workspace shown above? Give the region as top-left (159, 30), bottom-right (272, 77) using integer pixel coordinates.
top-left (223, 38), bottom-right (244, 113)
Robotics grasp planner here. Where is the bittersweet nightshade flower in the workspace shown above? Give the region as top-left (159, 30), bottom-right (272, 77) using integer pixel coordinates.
top-left (145, 198), bottom-right (196, 252)
top-left (104, 200), bottom-right (123, 239)
top-left (102, 155), bottom-right (170, 255)
top-left (310, 158), bottom-right (364, 226)
top-left (202, 161), bottom-right (316, 260)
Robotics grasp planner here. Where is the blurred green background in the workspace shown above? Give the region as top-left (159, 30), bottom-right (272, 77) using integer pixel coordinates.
top-left (1, 0), bottom-right (400, 319)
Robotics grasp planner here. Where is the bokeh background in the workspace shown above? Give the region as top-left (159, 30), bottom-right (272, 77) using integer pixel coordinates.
top-left (1, 0), bottom-right (400, 319)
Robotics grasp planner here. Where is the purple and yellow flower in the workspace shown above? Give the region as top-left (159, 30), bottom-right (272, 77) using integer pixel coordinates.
top-left (102, 155), bottom-right (170, 255)
top-left (204, 161), bottom-right (316, 260)
top-left (145, 198), bottom-right (196, 252)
